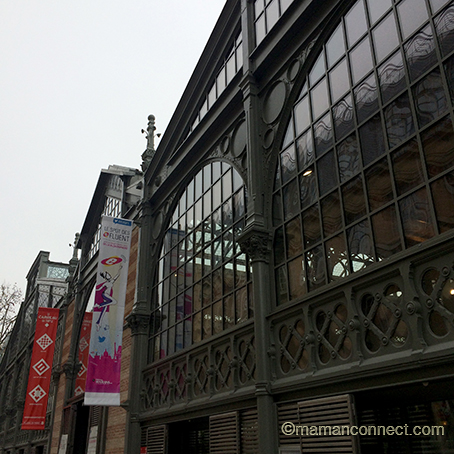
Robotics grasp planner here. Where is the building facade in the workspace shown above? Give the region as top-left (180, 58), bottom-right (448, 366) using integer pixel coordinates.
top-left (48, 165), bottom-right (142, 454)
top-left (128, 0), bottom-right (454, 453)
top-left (0, 252), bottom-right (70, 454)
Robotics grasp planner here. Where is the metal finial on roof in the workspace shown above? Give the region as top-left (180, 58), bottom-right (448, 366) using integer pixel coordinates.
top-left (141, 114), bottom-right (160, 171)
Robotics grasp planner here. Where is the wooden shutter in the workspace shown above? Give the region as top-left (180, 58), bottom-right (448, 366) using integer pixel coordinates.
top-left (240, 408), bottom-right (259, 454)
top-left (146, 425), bottom-right (167, 454)
top-left (209, 412), bottom-right (239, 454)
top-left (89, 406), bottom-right (101, 427)
top-left (278, 402), bottom-right (300, 446)
top-left (298, 394), bottom-right (357, 453)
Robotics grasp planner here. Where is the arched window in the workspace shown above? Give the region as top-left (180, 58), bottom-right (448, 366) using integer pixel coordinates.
top-left (150, 162), bottom-right (251, 362)
top-left (273, 0), bottom-right (454, 304)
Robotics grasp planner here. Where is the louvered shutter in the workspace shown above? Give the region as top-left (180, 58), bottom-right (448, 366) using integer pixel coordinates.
top-left (146, 425), bottom-right (167, 454)
top-left (240, 408), bottom-right (259, 454)
top-left (278, 402), bottom-right (300, 446)
top-left (209, 412), bottom-right (239, 454)
top-left (298, 394), bottom-right (357, 453)
top-left (89, 406), bottom-right (101, 427)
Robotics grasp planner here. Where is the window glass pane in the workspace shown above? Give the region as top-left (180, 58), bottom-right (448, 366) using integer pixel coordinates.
top-left (355, 73), bottom-right (379, 123)
top-left (372, 205), bottom-right (402, 259)
top-left (288, 256), bottom-right (307, 299)
top-left (360, 115), bottom-right (386, 166)
top-left (283, 179), bottom-right (300, 220)
top-left (367, 0), bottom-right (392, 25)
top-left (399, 188), bottom-right (435, 247)
top-left (326, 24), bottom-right (346, 68)
top-left (233, 189), bottom-right (245, 222)
top-left (309, 51), bottom-right (326, 86)
top-left (329, 58), bottom-right (350, 102)
top-left (187, 180), bottom-right (194, 206)
top-left (266, 0), bottom-right (280, 30)
top-left (318, 150), bottom-right (337, 196)
top-left (226, 53), bottom-right (235, 85)
top-left (303, 205), bottom-right (322, 247)
top-left (311, 78), bottom-right (329, 120)
top-left (378, 50), bottom-right (406, 104)
top-left (333, 95), bottom-right (354, 140)
top-left (282, 117), bottom-right (294, 148)
top-left (373, 13), bottom-right (399, 63)
top-left (299, 166), bottom-right (317, 208)
top-left (365, 157), bottom-right (394, 211)
top-left (337, 133), bottom-right (360, 183)
top-left (444, 55), bottom-right (454, 103)
top-left (216, 68), bottom-right (226, 95)
top-left (345, 0), bottom-right (368, 48)
top-left (384, 92), bottom-right (415, 149)
top-left (314, 113), bottom-right (333, 156)
top-left (286, 217), bottom-right (303, 258)
top-left (296, 129), bottom-right (314, 170)
top-left (422, 116), bottom-right (454, 178)
top-left (430, 0), bottom-right (450, 13)
top-left (413, 68), bottom-right (449, 128)
top-left (294, 96), bottom-right (311, 136)
top-left (255, 14), bottom-right (266, 45)
top-left (306, 245), bottom-right (326, 290)
top-left (222, 169), bottom-right (233, 202)
top-left (321, 190), bottom-right (343, 236)
top-left (348, 221), bottom-right (374, 271)
top-left (431, 172), bottom-right (454, 232)
top-left (274, 226), bottom-right (285, 264)
top-left (350, 37), bottom-right (373, 83)
top-left (405, 25), bottom-right (437, 82)
top-left (223, 295), bottom-right (234, 329)
top-left (342, 175), bottom-right (366, 225)
top-left (326, 235), bottom-right (349, 281)
top-left (397, 0), bottom-right (429, 40)
top-left (281, 144), bottom-right (297, 184)
top-left (276, 266), bottom-right (289, 305)
top-left (392, 139), bottom-right (424, 196)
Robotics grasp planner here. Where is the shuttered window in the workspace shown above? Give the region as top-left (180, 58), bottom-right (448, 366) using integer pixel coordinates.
top-left (143, 425), bottom-right (167, 454)
top-left (240, 408), bottom-right (259, 454)
top-left (278, 394), bottom-right (358, 453)
top-left (298, 394), bottom-right (357, 453)
top-left (209, 412), bottom-right (239, 454)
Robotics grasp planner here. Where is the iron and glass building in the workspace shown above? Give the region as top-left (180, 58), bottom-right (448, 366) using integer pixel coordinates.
top-left (129, 0), bottom-right (454, 453)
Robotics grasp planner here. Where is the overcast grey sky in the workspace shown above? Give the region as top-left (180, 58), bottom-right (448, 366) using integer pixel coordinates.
top-left (0, 0), bottom-right (226, 293)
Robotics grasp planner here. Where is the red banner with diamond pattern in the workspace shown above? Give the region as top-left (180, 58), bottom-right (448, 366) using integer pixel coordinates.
top-left (22, 307), bottom-right (60, 430)
top-left (74, 312), bottom-right (92, 397)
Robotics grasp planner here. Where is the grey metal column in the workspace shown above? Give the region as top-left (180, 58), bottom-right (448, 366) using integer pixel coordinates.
top-left (124, 201), bottom-right (153, 454)
top-left (239, 1), bottom-right (278, 453)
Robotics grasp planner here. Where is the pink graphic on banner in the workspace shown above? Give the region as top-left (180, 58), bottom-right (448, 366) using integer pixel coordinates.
top-left (84, 216), bottom-right (132, 406)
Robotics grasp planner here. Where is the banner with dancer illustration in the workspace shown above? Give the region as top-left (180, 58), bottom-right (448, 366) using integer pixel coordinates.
top-left (84, 216), bottom-right (132, 406)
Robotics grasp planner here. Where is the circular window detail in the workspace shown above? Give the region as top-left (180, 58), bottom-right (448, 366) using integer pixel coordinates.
top-left (365, 329), bottom-right (381, 352)
top-left (263, 80), bottom-right (287, 124)
top-left (422, 268), bottom-right (440, 295)
top-left (440, 278), bottom-right (454, 313)
top-left (429, 310), bottom-right (450, 337)
top-left (384, 284), bottom-right (402, 300)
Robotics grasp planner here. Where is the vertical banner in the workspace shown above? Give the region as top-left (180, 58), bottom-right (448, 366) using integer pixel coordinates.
top-left (74, 312), bottom-right (93, 397)
top-left (22, 307), bottom-right (60, 430)
top-left (84, 216), bottom-right (132, 406)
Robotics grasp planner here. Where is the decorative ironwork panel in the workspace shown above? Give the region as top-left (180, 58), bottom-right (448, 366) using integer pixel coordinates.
top-left (142, 326), bottom-right (256, 412)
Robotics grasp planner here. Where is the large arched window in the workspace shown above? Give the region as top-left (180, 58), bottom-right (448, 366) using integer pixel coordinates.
top-left (273, 0), bottom-right (454, 304)
top-left (150, 162), bottom-right (251, 362)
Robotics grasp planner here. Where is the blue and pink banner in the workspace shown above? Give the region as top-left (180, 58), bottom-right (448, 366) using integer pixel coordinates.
top-left (84, 216), bottom-right (132, 406)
